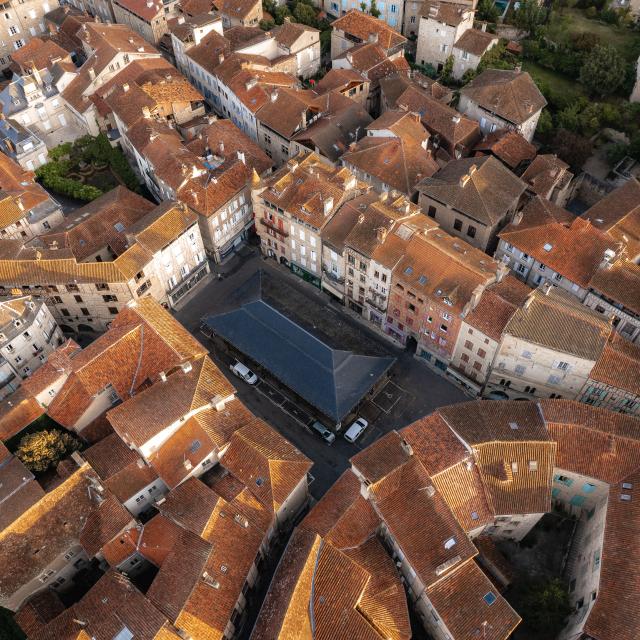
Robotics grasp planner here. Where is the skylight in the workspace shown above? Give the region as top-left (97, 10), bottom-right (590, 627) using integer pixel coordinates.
top-left (404, 266), bottom-right (413, 275)
top-left (444, 537), bottom-right (456, 550)
top-left (114, 222), bottom-right (125, 232)
top-left (189, 439), bottom-right (201, 453)
top-left (543, 243), bottom-right (553, 251)
top-left (483, 592), bottom-right (497, 606)
top-left (509, 422), bottom-right (519, 430)
top-left (418, 275), bottom-right (427, 285)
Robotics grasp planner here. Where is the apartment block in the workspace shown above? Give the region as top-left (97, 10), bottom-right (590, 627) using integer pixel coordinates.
top-left (253, 152), bottom-right (363, 287)
top-left (0, 153), bottom-right (63, 240)
top-left (0, 0), bottom-right (60, 71)
top-left (415, 0), bottom-right (474, 72)
top-left (0, 296), bottom-right (63, 399)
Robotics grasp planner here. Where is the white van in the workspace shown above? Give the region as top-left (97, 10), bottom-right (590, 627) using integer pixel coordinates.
top-left (230, 360), bottom-right (259, 384)
top-left (344, 417), bottom-right (369, 443)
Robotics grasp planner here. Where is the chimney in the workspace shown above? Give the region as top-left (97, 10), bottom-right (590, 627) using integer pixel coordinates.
top-left (142, 106), bottom-right (151, 118)
top-left (159, 371), bottom-right (167, 382)
top-left (600, 248), bottom-right (617, 269)
top-left (481, 21), bottom-right (487, 31)
top-left (270, 89), bottom-right (278, 102)
top-left (16, 197), bottom-right (24, 211)
top-left (452, 115), bottom-right (460, 124)
top-left (460, 174), bottom-right (471, 187)
top-left (88, 68), bottom-right (95, 80)
top-left (218, 141), bottom-right (224, 155)
top-left (368, 32), bottom-right (379, 44)
top-left (237, 150), bottom-right (245, 164)
top-left (181, 361), bottom-right (193, 374)
top-left (468, 164), bottom-right (477, 175)
top-left (122, 83), bottom-right (129, 92)
top-left (376, 227), bottom-right (387, 243)
top-left (177, 15), bottom-right (185, 23)
top-left (323, 196), bottom-right (334, 216)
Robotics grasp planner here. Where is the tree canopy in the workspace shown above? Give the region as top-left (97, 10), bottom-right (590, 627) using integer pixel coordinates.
top-left (579, 44), bottom-right (627, 97)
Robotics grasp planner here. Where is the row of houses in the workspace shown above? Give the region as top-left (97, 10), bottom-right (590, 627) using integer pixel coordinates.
top-left (0, 298), bottom-right (313, 640)
top-left (252, 399), bottom-right (640, 640)
top-left (253, 152), bottom-right (640, 415)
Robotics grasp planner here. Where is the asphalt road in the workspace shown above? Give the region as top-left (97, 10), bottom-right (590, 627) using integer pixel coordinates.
top-left (173, 248), bottom-right (468, 501)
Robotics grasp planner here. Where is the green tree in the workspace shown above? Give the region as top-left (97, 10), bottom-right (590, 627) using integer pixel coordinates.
top-left (535, 108), bottom-right (553, 139)
top-left (369, 0), bottom-right (381, 17)
top-left (439, 55), bottom-right (454, 84)
top-left (274, 5), bottom-right (290, 23)
top-left (16, 429), bottom-right (81, 474)
top-left (293, 2), bottom-right (317, 25)
top-left (477, 0), bottom-right (500, 21)
top-left (520, 578), bottom-right (572, 635)
top-left (579, 45), bottom-right (627, 97)
top-left (513, 0), bottom-right (548, 35)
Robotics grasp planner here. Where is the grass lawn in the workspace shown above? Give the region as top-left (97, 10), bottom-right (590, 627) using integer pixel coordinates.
top-left (546, 9), bottom-right (640, 62)
top-left (522, 60), bottom-right (586, 101)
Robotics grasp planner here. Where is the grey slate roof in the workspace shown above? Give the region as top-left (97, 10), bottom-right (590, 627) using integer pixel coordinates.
top-left (203, 272), bottom-right (394, 422)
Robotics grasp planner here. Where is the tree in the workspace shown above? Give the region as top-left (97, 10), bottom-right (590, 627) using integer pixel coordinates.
top-left (535, 109), bottom-right (553, 139)
top-left (273, 5), bottom-right (290, 24)
top-left (513, 0), bottom-right (548, 35)
top-left (550, 128), bottom-right (593, 170)
top-left (16, 429), bottom-right (81, 474)
top-left (477, 0), bottom-right (500, 22)
top-left (293, 2), bottom-right (316, 26)
top-left (369, 0), bottom-right (381, 17)
top-left (520, 578), bottom-right (572, 636)
top-left (439, 55), bottom-right (454, 84)
top-left (579, 45), bottom-right (627, 97)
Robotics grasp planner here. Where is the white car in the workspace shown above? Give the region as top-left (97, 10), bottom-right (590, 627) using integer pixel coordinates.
top-left (344, 417), bottom-right (369, 443)
top-left (230, 361), bottom-right (258, 385)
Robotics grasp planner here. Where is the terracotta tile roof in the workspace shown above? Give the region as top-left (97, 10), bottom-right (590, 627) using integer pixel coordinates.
top-left (0, 388), bottom-right (44, 441)
top-left (37, 186), bottom-right (155, 261)
top-left (261, 151), bottom-right (360, 230)
top-left (500, 212), bottom-right (617, 289)
top-left (331, 10), bottom-right (406, 51)
top-left (138, 513), bottom-right (183, 566)
top-left (101, 524), bottom-right (140, 567)
top-left (392, 231), bottom-right (499, 315)
top-left (350, 431), bottom-right (411, 485)
top-left (473, 129), bottom-right (536, 170)
top-left (421, 0), bottom-right (473, 26)
top-left (158, 476), bottom-right (222, 536)
top-left (589, 257), bottom-right (640, 316)
top-left (254, 528), bottom-right (410, 640)
top-left (21, 339), bottom-right (80, 398)
top-left (343, 111), bottom-right (438, 194)
top-left (0, 466), bottom-right (102, 608)
top-left (419, 155), bottom-right (525, 226)
top-left (426, 560), bottom-right (520, 639)
top-left (589, 333), bottom-right (640, 396)
top-left (272, 20), bottom-right (318, 48)
top-left (180, 0), bottom-right (216, 15)
top-left (79, 492), bottom-right (134, 557)
top-left (582, 177), bottom-right (640, 259)
top-left (38, 570), bottom-right (181, 640)
top-left (540, 400), bottom-right (640, 484)
top-left (503, 286), bottom-right (612, 361)
top-left (149, 417), bottom-right (217, 489)
top-left (47, 301), bottom-right (204, 430)
top-left (0, 454), bottom-right (45, 530)
top-left (508, 193), bottom-right (575, 230)
top-left (107, 355), bottom-right (235, 449)
top-left (292, 92), bottom-right (373, 162)
top-left (315, 67), bottom-right (366, 94)
top-left (374, 457), bottom-right (478, 586)
top-left (301, 470), bottom-right (380, 549)
top-left (13, 590), bottom-right (65, 637)
top-left (0, 153), bottom-right (53, 219)
top-left (439, 400), bottom-right (551, 446)
top-left (146, 528), bottom-right (212, 622)
top-left (461, 70), bottom-right (547, 126)
top-left (185, 30), bottom-right (230, 75)
top-left (221, 418), bottom-right (311, 513)
top-left (10, 37), bottom-right (70, 72)
top-left (584, 467), bottom-right (640, 640)
top-left (213, 0), bottom-right (261, 21)
top-left (113, 0), bottom-right (164, 21)
top-left (454, 28), bottom-right (498, 56)
top-left (464, 275), bottom-right (531, 341)
top-left (521, 153), bottom-right (572, 198)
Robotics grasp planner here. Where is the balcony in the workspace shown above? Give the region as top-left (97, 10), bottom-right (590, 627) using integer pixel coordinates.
top-left (366, 298), bottom-right (386, 313)
top-left (322, 268), bottom-right (344, 285)
top-left (259, 218), bottom-right (289, 238)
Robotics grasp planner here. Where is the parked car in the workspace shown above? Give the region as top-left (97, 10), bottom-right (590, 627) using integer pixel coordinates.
top-left (310, 420), bottom-right (335, 444)
top-left (344, 417), bottom-right (369, 443)
top-left (230, 360), bottom-right (258, 385)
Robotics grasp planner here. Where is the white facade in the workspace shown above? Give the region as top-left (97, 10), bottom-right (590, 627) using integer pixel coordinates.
top-left (0, 297), bottom-right (64, 399)
top-left (415, 8), bottom-right (473, 72)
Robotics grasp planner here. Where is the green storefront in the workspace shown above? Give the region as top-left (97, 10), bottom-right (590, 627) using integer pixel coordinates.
top-left (291, 263), bottom-right (321, 288)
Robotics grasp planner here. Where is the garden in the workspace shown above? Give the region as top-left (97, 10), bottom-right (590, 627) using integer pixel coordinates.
top-left (36, 134), bottom-right (141, 202)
